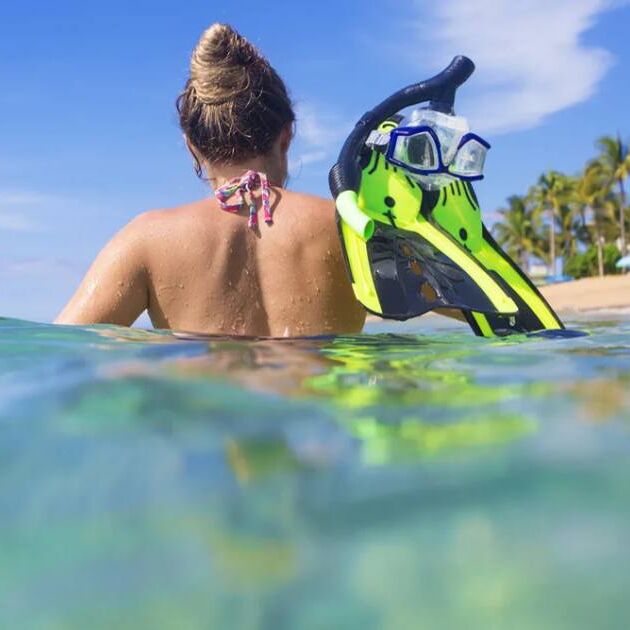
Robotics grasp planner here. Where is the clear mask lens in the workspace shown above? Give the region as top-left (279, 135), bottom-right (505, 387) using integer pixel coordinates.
top-left (449, 137), bottom-right (488, 177)
top-left (392, 131), bottom-right (439, 171)
top-left (401, 109), bottom-right (470, 165)
top-left (433, 125), bottom-right (460, 165)
top-left (384, 109), bottom-right (489, 187)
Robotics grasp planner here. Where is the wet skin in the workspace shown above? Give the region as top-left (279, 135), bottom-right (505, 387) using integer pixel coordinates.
top-left (55, 189), bottom-right (366, 337)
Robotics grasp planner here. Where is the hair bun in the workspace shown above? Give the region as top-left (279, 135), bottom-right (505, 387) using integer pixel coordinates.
top-left (204, 23), bottom-right (257, 66)
top-left (189, 23), bottom-right (263, 105)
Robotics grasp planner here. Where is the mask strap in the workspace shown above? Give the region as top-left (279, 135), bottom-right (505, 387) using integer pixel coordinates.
top-left (366, 130), bottom-right (391, 151)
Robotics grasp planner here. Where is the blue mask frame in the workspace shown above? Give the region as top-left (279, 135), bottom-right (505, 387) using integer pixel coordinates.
top-left (385, 125), bottom-right (491, 181)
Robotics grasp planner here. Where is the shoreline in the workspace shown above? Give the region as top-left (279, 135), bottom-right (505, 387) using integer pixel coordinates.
top-left (539, 274), bottom-right (630, 314)
top-left (366, 275), bottom-right (630, 328)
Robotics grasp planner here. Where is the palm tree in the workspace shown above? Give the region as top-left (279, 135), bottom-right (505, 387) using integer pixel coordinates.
top-left (493, 195), bottom-right (541, 269)
top-left (574, 163), bottom-right (616, 276)
top-left (554, 175), bottom-right (583, 270)
top-left (528, 171), bottom-right (573, 276)
top-left (595, 134), bottom-right (630, 255)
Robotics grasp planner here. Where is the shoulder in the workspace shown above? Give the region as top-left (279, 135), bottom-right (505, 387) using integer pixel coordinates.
top-left (103, 201), bottom-right (207, 268)
top-left (280, 189), bottom-right (335, 213)
top-left (278, 190), bottom-right (336, 231)
top-left (120, 200), bottom-right (219, 250)
top-left (131, 199), bottom-right (214, 232)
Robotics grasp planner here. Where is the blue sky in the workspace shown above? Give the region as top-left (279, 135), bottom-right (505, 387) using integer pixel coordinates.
top-left (1, 0), bottom-right (629, 322)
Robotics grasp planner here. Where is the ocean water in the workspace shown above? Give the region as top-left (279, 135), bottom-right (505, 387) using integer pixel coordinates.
top-left (1, 314), bottom-right (629, 629)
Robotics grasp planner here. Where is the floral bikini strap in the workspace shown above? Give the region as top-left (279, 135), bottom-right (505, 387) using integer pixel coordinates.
top-left (214, 170), bottom-right (272, 229)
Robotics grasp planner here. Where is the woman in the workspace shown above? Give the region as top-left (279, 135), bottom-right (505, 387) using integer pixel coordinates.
top-left (56, 23), bottom-right (365, 337)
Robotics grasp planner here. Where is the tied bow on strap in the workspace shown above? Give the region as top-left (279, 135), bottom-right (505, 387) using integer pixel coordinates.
top-left (214, 170), bottom-right (272, 229)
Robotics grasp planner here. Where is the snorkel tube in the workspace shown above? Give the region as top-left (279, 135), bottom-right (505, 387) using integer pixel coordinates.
top-left (329, 56), bottom-right (475, 241)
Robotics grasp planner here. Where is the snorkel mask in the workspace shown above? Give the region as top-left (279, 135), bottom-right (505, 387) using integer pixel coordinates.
top-left (369, 109), bottom-right (490, 191)
top-left (389, 109), bottom-right (490, 189)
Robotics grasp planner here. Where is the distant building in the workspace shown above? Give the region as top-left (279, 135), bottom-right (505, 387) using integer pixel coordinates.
top-left (528, 263), bottom-right (549, 279)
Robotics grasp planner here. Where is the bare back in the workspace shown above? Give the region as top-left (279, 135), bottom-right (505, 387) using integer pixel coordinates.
top-left (147, 189), bottom-right (365, 336)
top-left (56, 189), bottom-right (366, 337)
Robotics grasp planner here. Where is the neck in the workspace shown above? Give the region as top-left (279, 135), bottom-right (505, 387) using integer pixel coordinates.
top-left (207, 155), bottom-right (285, 190)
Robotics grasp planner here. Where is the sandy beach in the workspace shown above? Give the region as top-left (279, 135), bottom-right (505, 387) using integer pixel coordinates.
top-left (541, 274), bottom-right (630, 313)
top-left (368, 274), bottom-right (630, 330)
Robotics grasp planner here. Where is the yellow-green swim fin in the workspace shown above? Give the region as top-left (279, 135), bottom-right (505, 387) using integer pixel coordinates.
top-left (329, 56), bottom-right (566, 337)
top-left (427, 180), bottom-right (563, 335)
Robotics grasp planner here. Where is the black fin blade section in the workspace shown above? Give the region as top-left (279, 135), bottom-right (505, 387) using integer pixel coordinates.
top-left (366, 224), bottom-right (503, 320)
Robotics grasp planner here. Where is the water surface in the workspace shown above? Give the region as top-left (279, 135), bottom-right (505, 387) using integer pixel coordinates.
top-left (1, 315), bottom-right (629, 629)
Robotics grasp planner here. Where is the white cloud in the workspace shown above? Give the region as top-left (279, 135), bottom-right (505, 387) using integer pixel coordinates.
top-left (0, 211), bottom-right (38, 232)
top-left (0, 189), bottom-right (62, 232)
top-left (409, 0), bottom-right (623, 134)
top-left (294, 102), bottom-right (348, 150)
top-left (289, 150), bottom-right (328, 172)
top-left (290, 103), bottom-right (351, 172)
top-left (0, 191), bottom-right (57, 207)
top-left (0, 256), bottom-right (78, 276)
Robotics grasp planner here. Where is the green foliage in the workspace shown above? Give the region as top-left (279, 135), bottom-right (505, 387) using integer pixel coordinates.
top-left (492, 195), bottom-right (542, 267)
top-left (564, 244), bottom-right (621, 279)
top-left (492, 132), bottom-right (629, 277)
top-left (596, 135), bottom-right (630, 184)
top-left (525, 171), bottom-right (577, 274)
top-left (595, 134), bottom-right (630, 255)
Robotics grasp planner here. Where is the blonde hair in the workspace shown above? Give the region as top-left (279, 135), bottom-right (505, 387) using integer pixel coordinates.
top-left (177, 23), bottom-right (295, 174)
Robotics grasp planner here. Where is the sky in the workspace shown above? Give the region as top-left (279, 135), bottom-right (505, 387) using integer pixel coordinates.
top-left (1, 0), bottom-right (629, 322)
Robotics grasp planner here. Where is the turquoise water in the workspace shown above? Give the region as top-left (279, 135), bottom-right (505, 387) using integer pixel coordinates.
top-left (1, 314), bottom-right (630, 629)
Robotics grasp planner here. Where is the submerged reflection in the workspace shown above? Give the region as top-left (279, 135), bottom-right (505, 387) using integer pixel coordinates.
top-left (149, 333), bottom-right (543, 470)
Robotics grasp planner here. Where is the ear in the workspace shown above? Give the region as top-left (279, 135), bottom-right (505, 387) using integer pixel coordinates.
top-left (278, 123), bottom-right (293, 154)
top-left (183, 135), bottom-right (197, 158)
top-left (183, 135), bottom-right (205, 178)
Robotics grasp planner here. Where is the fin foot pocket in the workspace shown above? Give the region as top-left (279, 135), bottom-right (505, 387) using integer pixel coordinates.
top-left (365, 224), bottom-right (512, 319)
